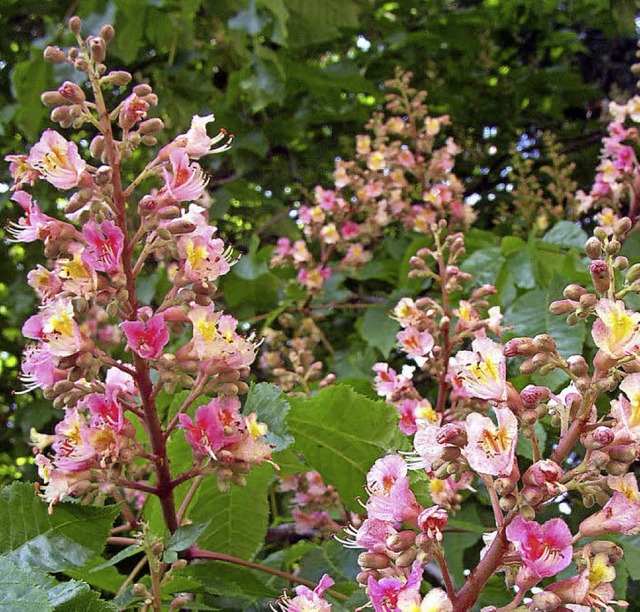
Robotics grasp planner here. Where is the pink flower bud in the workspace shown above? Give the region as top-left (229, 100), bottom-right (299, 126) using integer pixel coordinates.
top-left (417, 505), bottom-right (448, 541)
top-left (520, 385), bottom-right (550, 408)
top-left (590, 259), bottom-right (610, 293)
top-left (436, 423), bottom-right (467, 447)
top-left (58, 81), bottom-right (85, 104)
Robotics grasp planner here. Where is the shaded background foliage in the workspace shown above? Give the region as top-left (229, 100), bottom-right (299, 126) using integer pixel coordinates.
top-left (0, 0), bottom-right (637, 495)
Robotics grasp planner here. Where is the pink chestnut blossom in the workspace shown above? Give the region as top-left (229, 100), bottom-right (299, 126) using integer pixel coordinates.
top-left (397, 326), bottom-right (434, 362)
top-left (506, 516), bottom-right (573, 583)
top-left (28, 129), bottom-right (86, 189)
top-left (417, 505), bottom-right (448, 542)
top-left (7, 190), bottom-right (62, 243)
top-left (367, 561), bottom-right (423, 612)
top-left (82, 219), bottom-right (125, 274)
top-left (578, 489), bottom-right (640, 537)
top-left (592, 298), bottom-right (640, 359)
top-left (161, 147), bottom-right (208, 203)
top-left (297, 266), bottom-right (331, 292)
top-left (448, 337), bottom-right (507, 402)
top-left (462, 407), bottom-right (517, 476)
top-left (178, 397), bottom-right (242, 459)
top-left (22, 297), bottom-right (84, 357)
top-left (122, 310), bottom-right (170, 360)
top-left (118, 93), bottom-right (149, 129)
top-left (278, 573), bottom-right (334, 612)
top-left (180, 114), bottom-right (232, 159)
top-left (366, 455), bottom-right (422, 524)
top-left (338, 518), bottom-right (398, 553)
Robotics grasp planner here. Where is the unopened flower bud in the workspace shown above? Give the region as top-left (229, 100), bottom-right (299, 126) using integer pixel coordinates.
top-left (594, 226), bottom-right (608, 240)
top-left (50, 106), bottom-right (72, 125)
top-left (44, 46), bottom-right (68, 63)
top-left (58, 81), bottom-right (86, 104)
top-left (521, 485), bottom-right (544, 506)
top-left (395, 547), bottom-right (418, 567)
top-left (68, 15), bottom-right (82, 35)
top-left (584, 426), bottom-right (614, 450)
top-left (589, 259), bottom-right (609, 293)
top-left (386, 530), bottom-right (416, 552)
top-left (532, 334), bottom-right (557, 353)
top-left (606, 239), bottom-right (621, 256)
top-left (89, 36), bottom-right (106, 63)
top-left (531, 591), bottom-right (562, 611)
top-left (567, 355), bottom-right (589, 376)
top-left (499, 494), bottom-right (517, 512)
top-left (519, 504), bottom-right (536, 520)
top-left (614, 256), bottom-right (629, 270)
top-left (358, 552), bottom-right (390, 569)
top-left (519, 357), bottom-right (538, 375)
top-left (584, 236), bottom-right (602, 259)
top-left (520, 385), bottom-right (550, 408)
top-left (628, 263), bottom-right (640, 286)
top-left (436, 423), bottom-right (467, 447)
top-left (139, 118), bottom-right (164, 134)
top-left (102, 70), bottom-right (132, 86)
top-left (166, 220), bottom-right (197, 235)
top-left (99, 24), bottom-right (115, 42)
top-left (133, 83), bottom-right (153, 96)
top-left (605, 460), bottom-right (628, 475)
top-left (356, 569), bottom-right (380, 585)
top-left (141, 135), bottom-right (158, 146)
top-left (504, 337), bottom-right (536, 357)
top-left (549, 299), bottom-right (574, 315)
top-left (88, 134), bottom-right (105, 158)
top-left (588, 540), bottom-right (624, 563)
top-left (608, 446), bottom-right (637, 464)
top-left (74, 58), bottom-right (90, 72)
top-left (41, 91), bottom-right (69, 106)
top-left (563, 284), bottom-right (587, 300)
top-left (95, 165), bottom-right (112, 186)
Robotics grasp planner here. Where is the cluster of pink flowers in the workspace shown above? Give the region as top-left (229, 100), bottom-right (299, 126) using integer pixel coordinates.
top-left (278, 470), bottom-right (343, 536)
top-left (9, 19), bottom-right (272, 511)
top-left (327, 216), bottom-right (640, 610)
top-left (576, 95), bottom-right (640, 222)
top-left (270, 70), bottom-right (476, 293)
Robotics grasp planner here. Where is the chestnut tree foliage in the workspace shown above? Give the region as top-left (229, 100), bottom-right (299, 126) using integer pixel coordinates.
top-left (2, 1), bottom-right (640, 610)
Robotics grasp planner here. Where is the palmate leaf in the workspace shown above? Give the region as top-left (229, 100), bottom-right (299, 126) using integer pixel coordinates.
top-left (188, 463), bottom-right (273, 560)
top-left (0, 557), bottom-right (114, 612)
top-left (287, 384), bottom-right (399, 511)
top-left (0, 482), bottom-right (121, 572)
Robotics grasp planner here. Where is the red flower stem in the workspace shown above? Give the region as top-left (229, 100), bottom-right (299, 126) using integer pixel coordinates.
top-left (115, 479), bottom-right (158, 495)
top-left (434, 547), bottom-right (457, 603)
top-left (481, 474), bottom-right (504, 528)
top-left (550, 389), bottom-right (596, 466)
top-left (185, 547), bottom-right (349, 601)
top-left (176, 475), bottom-right (204, 524)
top-left (107, 536), bottom-right (139, 546)
top-left (435, 234), bottom-right (453, 416)
top-left (169, 464), bottom-right (202, 489)
top-left (88, 63), bottom-right (179, 534)
top-left (454, 512), bottom-right (514, 612)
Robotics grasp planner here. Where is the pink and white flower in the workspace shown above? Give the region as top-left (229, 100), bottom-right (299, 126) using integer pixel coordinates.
top-left (28, 129), bottom-right (86, 189)
top-left (81, 220), bottom-right (124, 274)
top-left (448, 337), bottom-right (507, 402)
top-left (121, 310), bottom-right (170, 360)
top-left (161, 147), bottom-right (208, 203)
top-left (506, 516), bottom-right (573, 584)
top-left (462, 407), bottom-right (517, 476)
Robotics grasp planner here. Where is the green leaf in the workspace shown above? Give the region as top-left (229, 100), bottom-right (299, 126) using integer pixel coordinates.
top-left (504, 287), bottom-right (586, 358)
top-left (0, 557), bottom-right (53, 611)
top-left (0, 483), bottom-right (121, 572)
top-left (287, 385), bottom-right (398, 510)
top-left (285, 0), bottom-right (359, 47)
top-left (49, 580), bottom-right (114, 611)
top-left (621, 535), bottom-right (640, 579)
top-left (11, 56), bottom-right (52, 141)
top-left (111, 0), bottom-right (147, 63)
top-left (188, 464), bottom-right (273, 560)
top-left (540, 220), bottom-right (588, 250)
top-left (356, 304), bottom-right (400, 358)
top-left (185, 561), bottom-right (280, 599)
top-left (244, 382), bottom-right (293, 451)
top-left (461, 246), bottom-right (505, 286)
top-left (166, 521), bottom-right (211, 552)
top-left (89, 545), bottom-right (142, 572)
